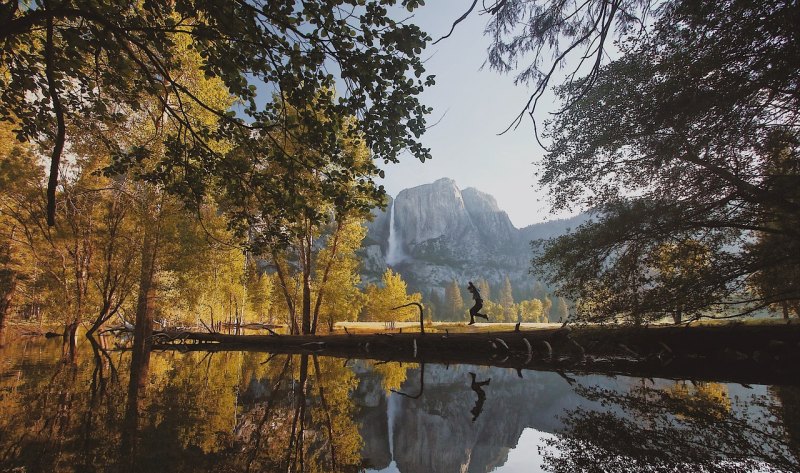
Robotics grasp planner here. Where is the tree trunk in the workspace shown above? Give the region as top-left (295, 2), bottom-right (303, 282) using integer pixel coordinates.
top-left (0, 273), bottom-right (16, 346)
top-left (272, 250), bottom-right (298, 334)
top-left (311, 220), bottom-right (344, 335)
top-left (63, 321), bottom-right (79, 359)
top-left (301, 234), bottom-right (312, 335)
top-left (131, 223), bottom-right (158, 385)
top-left (672, 308), bottom-right (683, 325)
top-left (87, 300), bottom-right (113, 337)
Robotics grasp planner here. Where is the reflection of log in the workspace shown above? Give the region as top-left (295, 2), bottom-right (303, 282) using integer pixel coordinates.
top-left (150, 324), bottom-right (800, 386)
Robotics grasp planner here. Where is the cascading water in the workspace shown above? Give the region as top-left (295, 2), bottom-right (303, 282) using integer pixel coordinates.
top-left (385, 199), bottom-right (405, 266)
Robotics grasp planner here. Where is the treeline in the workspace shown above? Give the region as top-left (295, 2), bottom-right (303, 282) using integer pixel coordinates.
top-left (0, 123), bottom-right (424, 337)
top-left (422, 277), bottom-right (569, 324)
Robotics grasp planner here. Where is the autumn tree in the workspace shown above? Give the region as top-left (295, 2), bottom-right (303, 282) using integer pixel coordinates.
top-left (1, 0), bottom-right (433, 228)
top-left (239, 95), bottom-right (381, 334)
top-left (0, 124), bottom-right (40, 341)
top-left (518, 299), bottom-right (544, 323)
top-left (542, 295), bottom-right (553, 322)
top-left (313, 219), bottom-right (368, 332)
top-left (554, 297), bottom-right (569, 324)
top-left (360, 269), bottom-right (421, 323)
top-left (246, 266), bottom-right (274, 324)
top-left (476, 279), bottom-right (491, 302)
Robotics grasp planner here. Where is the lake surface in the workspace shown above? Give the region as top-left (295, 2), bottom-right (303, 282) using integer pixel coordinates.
top-left (1, 336), bottom-right (798, 472)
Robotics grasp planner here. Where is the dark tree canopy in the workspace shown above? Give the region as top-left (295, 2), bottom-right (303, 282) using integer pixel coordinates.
top-left (531, 0), bottom-right (800, 323)
top-left (452, 0), bottom-right (653, 135)
top-left (0, 0), bottom-right (433, 227)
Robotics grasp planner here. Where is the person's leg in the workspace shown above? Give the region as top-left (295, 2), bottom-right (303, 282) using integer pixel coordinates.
top-left (469, 305), bottom-right (477, 325)
top-left (476, 301), bottom-right (488, 319)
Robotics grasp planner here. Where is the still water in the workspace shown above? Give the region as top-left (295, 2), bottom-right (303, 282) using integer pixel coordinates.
top-left (0, 336), bottom-right (798, 473)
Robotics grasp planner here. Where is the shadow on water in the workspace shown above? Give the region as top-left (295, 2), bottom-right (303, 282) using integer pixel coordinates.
top-left (0, 335), bottom-right (798, 472)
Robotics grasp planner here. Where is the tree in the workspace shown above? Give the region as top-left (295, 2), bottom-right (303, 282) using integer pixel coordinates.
top-left (444, 279), bottom-right (465, 321)
top-left (1, 0), bottom-right (433, 227)
top-left (542, 295), bottom-right (553, 322)
top-left (532, 0), bottom-right (800, 323)
top-left (476, 279), bottom-right (491, 302)
top-left (249, 97), bottom-right (380, 334)
top-left (434, 0), bottom-right (655, 139)
top-left (360, 269), bottom-right (421, 323)
top-left (498, 275), bottom-right (515, 320)
top-left (247, 267), bottom-right (274, 324)
top-left (426, 289), bottom-right (443, 322)
top-left (0, 123), bottom-right (40, 341)
top-left (313, 219), bottom-right (368, 332)
top-left (518, 299), bottom-right (544, 323)
top-left (532, 281), bottom-right (547, 301)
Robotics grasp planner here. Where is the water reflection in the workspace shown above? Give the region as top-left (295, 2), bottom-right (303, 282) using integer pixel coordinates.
top-left (0, 336), bottom-right (797, 472)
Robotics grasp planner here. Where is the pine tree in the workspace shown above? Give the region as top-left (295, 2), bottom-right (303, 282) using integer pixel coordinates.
top-left (427, 290), bottom-right (443, 322)
top-left (499, 276), bottom-right (514, 308)
top-left (477, 279), bottom-right (491, 302)
top-left (444, 280), bottom-right (465, 321)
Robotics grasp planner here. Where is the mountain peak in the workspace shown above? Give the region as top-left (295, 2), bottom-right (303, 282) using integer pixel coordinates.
top-left (462, 187), bottom-right (502, 214)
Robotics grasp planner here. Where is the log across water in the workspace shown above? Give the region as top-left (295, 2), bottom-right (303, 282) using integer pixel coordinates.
top-left (152, 323), bottom-right (800, 386)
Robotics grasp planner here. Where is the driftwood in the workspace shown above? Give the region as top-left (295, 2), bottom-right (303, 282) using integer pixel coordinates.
top-left (391, 302), bottom-right (425, 334)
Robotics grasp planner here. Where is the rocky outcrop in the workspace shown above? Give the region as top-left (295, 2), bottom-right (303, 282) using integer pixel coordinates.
top-left (361, 178), bottom-right (589, 294)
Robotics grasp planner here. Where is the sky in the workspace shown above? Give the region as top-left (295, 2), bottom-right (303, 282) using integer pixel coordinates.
top-left (376, 3), bottom-right (572, 228)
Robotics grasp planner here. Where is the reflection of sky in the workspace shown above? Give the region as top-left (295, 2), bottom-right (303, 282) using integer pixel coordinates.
top-left (497, 428), bottom-right (555, 473)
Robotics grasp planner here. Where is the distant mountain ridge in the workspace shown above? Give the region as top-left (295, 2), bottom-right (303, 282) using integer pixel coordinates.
top-left (360, 178), bottom-right (589, 297)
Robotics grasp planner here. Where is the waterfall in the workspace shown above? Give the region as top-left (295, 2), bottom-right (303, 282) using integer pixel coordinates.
top-left (385, 199), bottom-right (405, 266)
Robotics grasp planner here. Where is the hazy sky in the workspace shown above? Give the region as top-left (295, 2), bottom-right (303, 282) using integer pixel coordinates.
top-left (378, 3), bottom-right (573, 228)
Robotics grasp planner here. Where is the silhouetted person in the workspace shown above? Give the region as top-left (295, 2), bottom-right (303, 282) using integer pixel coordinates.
top-left (467, 281), bottom-right (488, 325)
top-left (469, 372), bottom-right (491, 421)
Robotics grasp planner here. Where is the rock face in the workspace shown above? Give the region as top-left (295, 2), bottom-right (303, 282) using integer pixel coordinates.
top-left (360, 178), bottom-right (589, 294)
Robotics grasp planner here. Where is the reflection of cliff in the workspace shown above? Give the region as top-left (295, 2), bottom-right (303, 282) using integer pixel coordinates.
top-left (353, 367), bottom-right (392, 469)
top-left (353, 364), bottom-right (619, 473)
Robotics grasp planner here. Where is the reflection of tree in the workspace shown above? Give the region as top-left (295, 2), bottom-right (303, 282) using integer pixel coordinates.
top-left (232, 353), bottom-right (363, 473)
top-left (543, 382), bottom-right (800, 473)
top-left (0, 338), bottom-right (126, 473)
top-left (0, 340), bottom-right (366, 473)
top-left (371, 361), bottom-right (412, 393)
top-left (772, 386), bottom-right (800, 466)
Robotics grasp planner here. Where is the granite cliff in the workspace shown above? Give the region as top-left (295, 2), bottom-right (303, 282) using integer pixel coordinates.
top-left (360, 178), bottom-right (589, 295)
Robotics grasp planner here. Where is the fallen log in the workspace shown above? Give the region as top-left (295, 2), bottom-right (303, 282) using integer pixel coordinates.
top-left (147, 323), bottom-right (800, 386)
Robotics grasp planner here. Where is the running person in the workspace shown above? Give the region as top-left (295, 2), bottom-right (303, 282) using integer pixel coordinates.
top-left (467, 281), bottom-right (489, 325)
